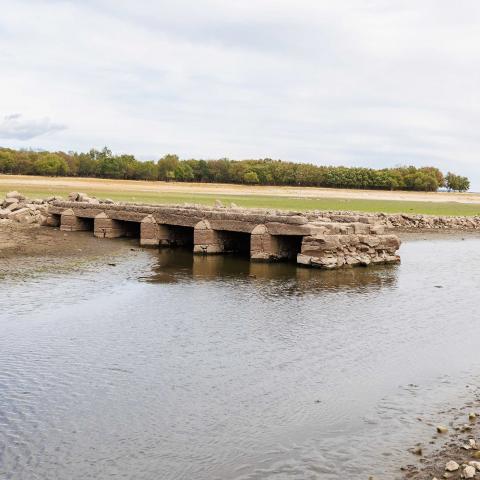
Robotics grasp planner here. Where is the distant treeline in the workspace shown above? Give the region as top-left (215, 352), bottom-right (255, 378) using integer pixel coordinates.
top-left (0, 146), bottom-right (471, 192)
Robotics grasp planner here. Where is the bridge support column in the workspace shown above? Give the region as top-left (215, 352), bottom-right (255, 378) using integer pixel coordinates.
top-left (250, 224), bottom-right (283, 261)
top-left (193, 220), bottom-right (224, 254)
top-left (140, 215), bottom-right (163, 246)
top-left (94, 212), bottom-right (126, 238)
top-left (60, 209), bottom-right (91, 232)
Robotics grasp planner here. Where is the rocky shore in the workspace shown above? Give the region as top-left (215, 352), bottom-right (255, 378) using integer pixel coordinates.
top-left (401, 401), bottom-right (480, 480)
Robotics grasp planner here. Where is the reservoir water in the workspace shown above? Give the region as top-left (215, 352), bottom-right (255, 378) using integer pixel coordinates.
top-left (1, 233), bottom-right (480, 479)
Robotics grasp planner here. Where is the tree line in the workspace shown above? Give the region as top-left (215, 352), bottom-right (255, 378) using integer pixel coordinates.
top-left (0, 146), bottom-right (471, 192)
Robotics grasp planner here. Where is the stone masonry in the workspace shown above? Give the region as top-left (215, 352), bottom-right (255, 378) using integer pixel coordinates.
top-left (46, 200), bottom-right (402, 269)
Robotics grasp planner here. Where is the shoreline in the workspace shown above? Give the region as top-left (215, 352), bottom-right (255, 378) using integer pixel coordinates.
top-left (400, 393), bottom-right (480, 480)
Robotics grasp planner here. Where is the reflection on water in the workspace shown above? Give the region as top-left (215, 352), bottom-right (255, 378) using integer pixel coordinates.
top-left (143, 248), bottom-right (398, 295)
top-left (1, 235), bottom-right (480, 480)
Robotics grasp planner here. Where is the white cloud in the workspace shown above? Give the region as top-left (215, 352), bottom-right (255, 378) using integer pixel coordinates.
top-left (0, 113), bottom-right (66, 140)
top-left (0, 0), bottom-right (479, 187)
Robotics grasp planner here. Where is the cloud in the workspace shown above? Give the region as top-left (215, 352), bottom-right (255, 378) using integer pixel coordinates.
top-left (0, 0), bottom-right (480, 187)
top-left (0, 113), bottom-right (66, 140)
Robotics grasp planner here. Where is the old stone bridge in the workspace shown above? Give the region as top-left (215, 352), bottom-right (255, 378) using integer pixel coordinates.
top-left (46, 201), bottom-right (401, 269)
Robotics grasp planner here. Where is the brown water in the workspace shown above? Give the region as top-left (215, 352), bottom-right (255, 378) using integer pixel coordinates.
top-left (1, 235), bottom-right (480, 479)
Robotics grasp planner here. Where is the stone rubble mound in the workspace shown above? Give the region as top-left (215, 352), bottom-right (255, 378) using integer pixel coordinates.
top-left (0, 191), bottom-right (58, 225)
top-left (307, 211), bottom-right (480, 230)
top-left (67, 192), bottom-right (115, 204)
top-left (0, 191), bottom-right (116, 225)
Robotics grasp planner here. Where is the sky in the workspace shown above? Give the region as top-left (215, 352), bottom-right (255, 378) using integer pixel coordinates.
top-left (0, 0), bottom-right (479, 188)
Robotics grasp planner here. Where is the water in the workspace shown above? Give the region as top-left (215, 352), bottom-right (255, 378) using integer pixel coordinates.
top-left (1, 234), bottom-right (480, 479)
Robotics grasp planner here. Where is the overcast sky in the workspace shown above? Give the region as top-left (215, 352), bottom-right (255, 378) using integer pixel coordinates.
top-left (1, 1), bottom-right (479, 187)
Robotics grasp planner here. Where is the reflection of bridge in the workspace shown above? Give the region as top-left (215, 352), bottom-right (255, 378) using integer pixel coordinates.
top-left (144, 249), bottom-right (399, 293)
top-left (46, 202), bottom-right (401, 269)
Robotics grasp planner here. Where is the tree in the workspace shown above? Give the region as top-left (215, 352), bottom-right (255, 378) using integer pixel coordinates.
top-left (33, 154), bottom-right (69, 176)
top-left (445, 172), bottom-right (470, 192)
top-left (174, 163), bottom-right (194, 181)
top-left (243, 171), bottom-right (259, 184)
top-left (0, 150), bottom-right (15, 173)
top-left (157, 154), bottom-right (179, 181)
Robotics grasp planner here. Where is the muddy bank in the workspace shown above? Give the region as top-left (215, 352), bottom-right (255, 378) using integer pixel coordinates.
top-left (401, 393), bottom-right (480, 479)
top-left (0, 220), bottom-right (134, 258)
top-left (0, 220), bottom-right (140, 279)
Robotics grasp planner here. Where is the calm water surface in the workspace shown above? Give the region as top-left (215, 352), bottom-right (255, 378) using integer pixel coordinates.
top-left (1, 235), bottom-right (480, 479)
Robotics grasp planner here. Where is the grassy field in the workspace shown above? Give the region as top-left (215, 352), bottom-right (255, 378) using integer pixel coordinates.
top-left (1, 176), bottom-right (480, 216)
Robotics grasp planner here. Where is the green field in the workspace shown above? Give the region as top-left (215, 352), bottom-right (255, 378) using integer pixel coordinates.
top-left (1, 183), bottom-right (480, 216)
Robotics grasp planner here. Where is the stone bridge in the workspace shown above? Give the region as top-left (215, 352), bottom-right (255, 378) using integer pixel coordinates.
top-left (46, 201), bottom-right (401, 269)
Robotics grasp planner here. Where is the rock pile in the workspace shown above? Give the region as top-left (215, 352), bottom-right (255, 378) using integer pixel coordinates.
top-left (0, 191), bottom-right (60, 225)
top-left (307, 211), bottom-right (480, 231)
top-left (0, 191), bottom-right (116, 226)
top-left (66, 192), bottom-right (115, 204)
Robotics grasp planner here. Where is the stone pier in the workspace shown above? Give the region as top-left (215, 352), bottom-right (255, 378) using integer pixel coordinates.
top-left (94, 212), bottom-right (126, 238)
top-left (60, 208), bottom-right (93, 232)
top-left (250, 224), bottom-right (291, 261)
top-left (193, 220), bottom-right (225, 254)
top-left (47, 200), bottom-right (401, 269)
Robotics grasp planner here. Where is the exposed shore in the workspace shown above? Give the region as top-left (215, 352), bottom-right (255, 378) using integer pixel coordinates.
top-left (401, 393), bottom-right (480, 480)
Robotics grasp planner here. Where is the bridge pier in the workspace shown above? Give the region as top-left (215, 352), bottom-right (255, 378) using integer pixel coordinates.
top-left (250, 225), bottom-right (301, 262)
top-left (94, 212), bottom-right (127, 238)
top-left (141, 215), bottom-right (193, 247)
top-left (140, 215), bottom-right (161, 246)
top-left (193, 220), bottom-right (225, 254)
top-left (60, 209), bottom-right (93, 232)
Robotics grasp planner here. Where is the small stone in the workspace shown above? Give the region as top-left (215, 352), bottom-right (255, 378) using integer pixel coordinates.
top-left (472, 451), bottom-right (480, 459)
top-left (462, 465), bottom-right (476, 478)
top-left (214, 199), bottom-right (224, 208)
top-left (437, 425), bottom-right (449, 434)
top-left (445, 460), bottom-right (459, 472)
top-left (470, 413), bottom-right (477, 421)
top-left (411, 446), bottom-right (423, 456)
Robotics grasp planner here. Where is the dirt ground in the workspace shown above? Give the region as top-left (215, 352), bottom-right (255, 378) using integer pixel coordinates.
top-left (1, 174), bottom-right (479, 204)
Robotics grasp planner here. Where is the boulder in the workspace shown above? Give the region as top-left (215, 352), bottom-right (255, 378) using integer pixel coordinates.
top-left (6, 190), bottom-right (25, 200)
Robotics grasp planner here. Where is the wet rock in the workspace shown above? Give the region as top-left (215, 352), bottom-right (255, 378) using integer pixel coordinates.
top-left (437, 425), bottom-right (449, 434)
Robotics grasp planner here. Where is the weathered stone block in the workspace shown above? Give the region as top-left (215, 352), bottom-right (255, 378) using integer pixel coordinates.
top-left (94, 212), bottom-right (126, 238)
